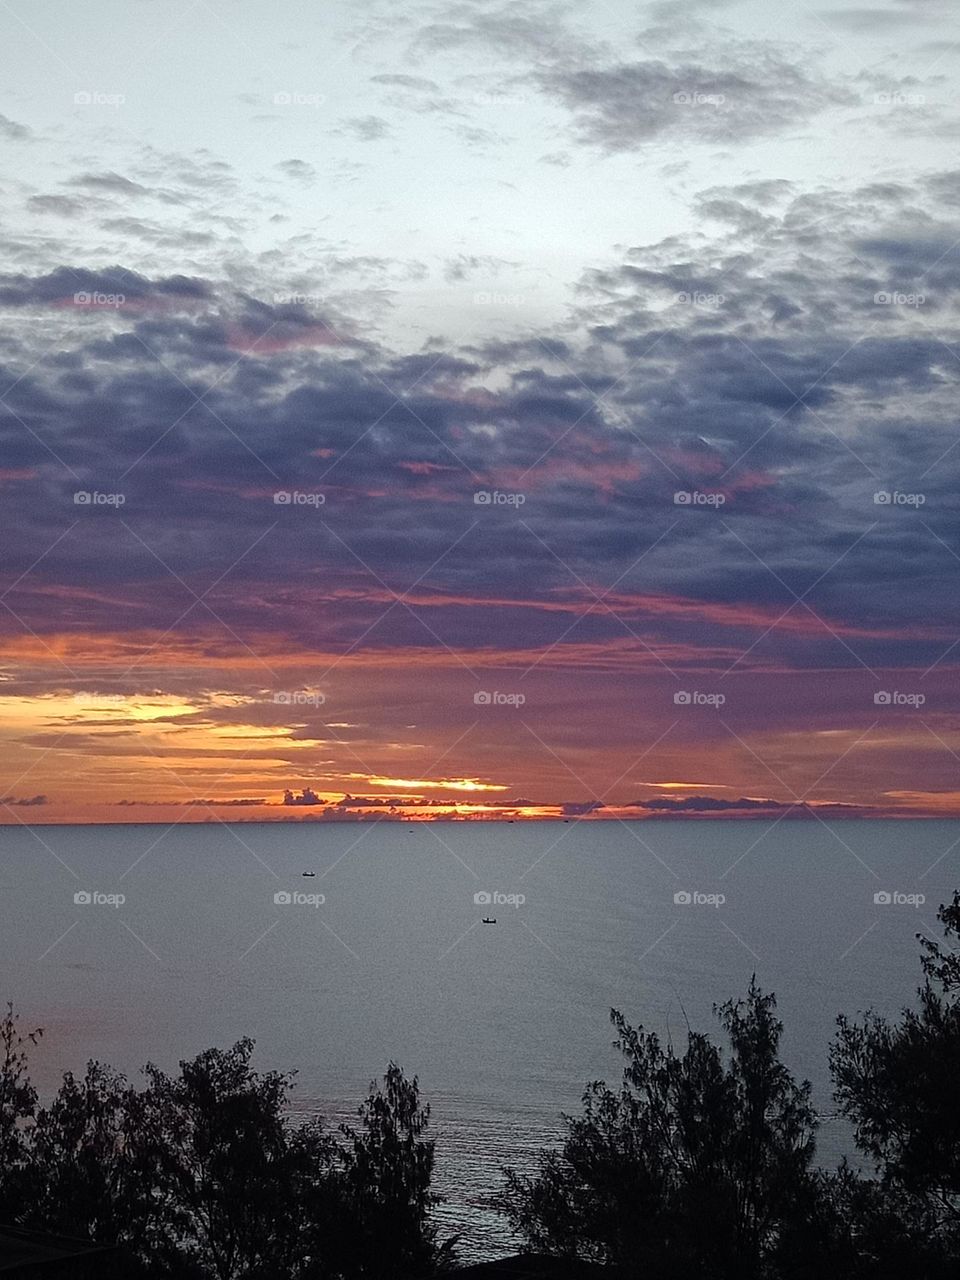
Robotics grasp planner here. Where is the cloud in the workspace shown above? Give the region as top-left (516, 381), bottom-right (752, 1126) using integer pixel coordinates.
top-left (336, 115), bottom-right (392, 141)
top-left (1, 168), bottom-right (960, 705)
top-left (442, 254), bottom-right (518, 282)
top-left (370, 73), bottom-right (441, 92)
top-left (27, 194), bottom-right (88, 217)
top-left (67, 171), bottom-right (150, 196)
top-left (1, 794), bottom-right (48, 806)
top-left (0, 265), bottom-right (213, 308)
top-left (815, 4), bottom-right (940, 31)
top-left (539, 45), bottom-right (855, 150)
top-left (631, 794), bottom-right (784, 811)
top-left (0, 114), bottom-right (31, 141)
top-left (283, 787), bottom-right (325, 805)
top-left (275, 159), bottom-right (317, 182)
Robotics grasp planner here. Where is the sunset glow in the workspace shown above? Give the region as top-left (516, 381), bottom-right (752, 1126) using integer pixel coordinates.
top-left (1, 2), bottom-right (959, 828)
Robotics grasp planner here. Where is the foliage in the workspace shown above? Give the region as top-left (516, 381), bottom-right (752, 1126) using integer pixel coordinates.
top-left (0, 1029), bottom-right (453, 1279)
top-left (497, 980), bottom-right (820, 1279)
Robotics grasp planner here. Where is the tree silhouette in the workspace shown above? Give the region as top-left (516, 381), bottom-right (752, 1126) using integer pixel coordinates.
top-left (497, 980), bottom-right (821, 1279)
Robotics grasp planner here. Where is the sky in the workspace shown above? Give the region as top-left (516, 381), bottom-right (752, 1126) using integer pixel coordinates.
top-left (1, 0), bottom-right (960, 824)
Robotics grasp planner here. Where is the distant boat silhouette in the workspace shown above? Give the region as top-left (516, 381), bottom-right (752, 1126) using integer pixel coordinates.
top-left (482, 916), bottom-right (497, 924)
top-left (301, 871), bottom-right (316, 877)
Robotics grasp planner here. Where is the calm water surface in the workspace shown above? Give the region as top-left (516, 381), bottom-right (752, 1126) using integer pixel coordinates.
top-left (1, 818), bottom-right (955, 1259)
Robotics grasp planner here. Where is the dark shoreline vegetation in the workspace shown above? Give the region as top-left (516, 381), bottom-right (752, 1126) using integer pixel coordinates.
top-left (3, 896), bottom-right (960, 1279)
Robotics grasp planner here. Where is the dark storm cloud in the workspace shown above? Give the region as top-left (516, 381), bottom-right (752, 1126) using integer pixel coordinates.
top-left (2, 169), bottom-right (960, 676)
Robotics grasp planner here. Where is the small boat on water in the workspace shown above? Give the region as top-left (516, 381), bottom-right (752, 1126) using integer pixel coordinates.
top-left (482, 916), bottom-right (497, 924)
top-left (302, 871), bottom-right (316, 877)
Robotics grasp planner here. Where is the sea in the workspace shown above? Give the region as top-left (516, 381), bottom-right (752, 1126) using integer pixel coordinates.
top-left (0, 817), bottom-right (955, 1261)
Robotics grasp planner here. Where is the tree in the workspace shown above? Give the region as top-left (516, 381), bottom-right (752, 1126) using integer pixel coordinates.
top-left (497, 980), bottom-right (820, 1279)
top-left (128, 1037), bottom-right (315, 1279)
top-left (830, 890), bottom-right (960, 1274)
top-left (0, 1002), bottom-right (42, 1220)
top-left (27, 1060), bottom-right (141, 1249)
top-left (315, 1063), bottom-right (457, 1279)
